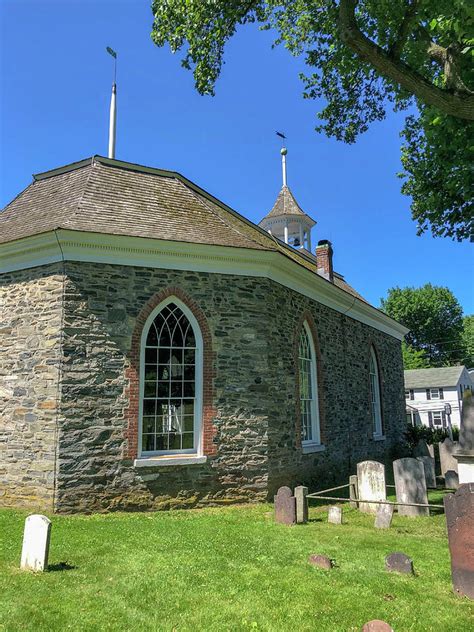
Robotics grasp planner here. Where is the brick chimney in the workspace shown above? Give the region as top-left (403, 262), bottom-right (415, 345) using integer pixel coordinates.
top-left (316, 240), bottom-right (334, 282)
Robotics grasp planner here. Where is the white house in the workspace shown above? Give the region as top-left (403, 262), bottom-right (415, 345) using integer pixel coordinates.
top-left (405, 366), bottom-right (473, 430)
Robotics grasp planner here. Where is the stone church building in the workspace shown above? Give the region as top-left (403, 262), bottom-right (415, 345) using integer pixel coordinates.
top-left (0, 154), bottom-right (408, 512)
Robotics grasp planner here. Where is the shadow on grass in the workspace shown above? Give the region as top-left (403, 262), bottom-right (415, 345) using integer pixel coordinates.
top-left (48, 562), bottom-right (76, 572)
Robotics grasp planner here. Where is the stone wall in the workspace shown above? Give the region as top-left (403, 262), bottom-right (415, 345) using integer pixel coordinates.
top-left (53, 261), bottom-right (406, 512)
top-left (1, 260), bottom-right (407, 513)
top-left (0, 264), bottom-right (64, 510)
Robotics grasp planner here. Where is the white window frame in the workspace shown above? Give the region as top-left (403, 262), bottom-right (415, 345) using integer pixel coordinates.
top-left (369, 347), bottom-right (383, 438)
top-left (299, 321), bottom-right (321, 450)
top-left (430, 387), bottom-right (440, 399)
top-left (405, 389), bottom-right (410, 400)
top-left (138, 296), bottom-right (203, 458)
top-left (432, 411), bottom-right (443, 427)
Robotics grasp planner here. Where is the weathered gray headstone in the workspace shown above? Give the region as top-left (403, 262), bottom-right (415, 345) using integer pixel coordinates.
top-left (349, 474), bottom-right (359, 508)
top-left (308, 554), bottom-right (332, 570)
top-left (294, 485), bottom-right (308, 524)
top-left (385, 552), bottom-right (414, 574)
top-left (445, 470), bottom-right (459, 490)
top-left (444, 483), bottom-right (474, 599)
top-left (439, 438), bottom-right (459, 478)
top-left (362, 621), bottom-right (394, 632)
top-left (274, 486), bottom-right (296, 525)
top-left (413, 439), bottom-right (430, 457)
top-left (357, 461), bottom-right (386, 514)
top-left (427, 443), bottom-right (435, 460)
top-left (393, 458), bottom-right (429, 517)
top-left (327, 505), bottom-right (342, 524)
top-left (455, 392), bottom-right (474, 484)
top-left (20, 514), bottom-right (51, 572)
top-left (416, 455), bottom-right (436, 488)
top-left (374, 503), bottom-right (394, 529)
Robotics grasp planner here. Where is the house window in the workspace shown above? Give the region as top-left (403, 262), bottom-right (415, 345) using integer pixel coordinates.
top-left (432, 411), bottom-right (443, 427)
top-left (405, 390), bottom-right (410, 400)
top-left (140, 299), bottom-right (202, 456)
top-left (299, 322), bottom-right (321, 446)
top-left (369, 347), bottom-right (383, 437)
top-left (430, 388), bottom-right (440, 399)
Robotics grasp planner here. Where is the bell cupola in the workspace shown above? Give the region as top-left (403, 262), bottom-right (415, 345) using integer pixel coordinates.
top-left (259, 147), bottom-right (316, 251)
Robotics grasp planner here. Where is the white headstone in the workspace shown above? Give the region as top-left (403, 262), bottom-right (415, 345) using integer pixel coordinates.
top-left (393, 458), bottom-right (429, 517)
top-left (328, 506), bottom-right (343, 524)
top-left (20, 514), bottom-right (51, 572)
top-left (294, 485), bottom-right (308, 524)
top-left (374, 503), bottom-right (394, 529)
top-left (440, 438), bottom-right (459, 477)
top-left (357, 461), bottom-right (386, 514)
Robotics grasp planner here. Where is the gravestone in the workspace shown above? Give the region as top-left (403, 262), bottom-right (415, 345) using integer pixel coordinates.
top-left (294, 486), bottom-right (308, 524)
top-left (361, 621), bottom-right (394, 632)
top-left (374, 503), bottom-right (394, 529)
top-left (20, 514), bottom-right (51, 572)
top-left (349, 474), bottom-right (359, 508)
top-left (308, 554), bottom-right (332, 570)
top-left (393, 458), bottom-right (429, 517)
top-left (357, 461), bottom-right (386, 514)
top-left (455, 391), bottom-right (474, 484)
top-left (445, 470), bottom-right (459, 490)
top-left (328, 506), bottom-right (342, 524)
top-left (439, 438), bottom-right (459, 479)
top-left (444, 483), bottom-right (474, 599)
top-left (413, 439), bottom-right (430, 457)
top-left (416, 456), bottom-right (436, 488)
top-left (427, 443), bottom-right (435, 460)
top-left (274, 486), bottom-right (296, 525)
top-left (385, 552), bottom-right (414, 574)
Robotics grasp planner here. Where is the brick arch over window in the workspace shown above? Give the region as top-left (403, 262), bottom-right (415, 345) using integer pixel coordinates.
top-left (367, 341), bottom-right (384, 437)
top-left (294, 311), bottom-right (326, 448)
top-left (124, 287), bottom-right (217, 459)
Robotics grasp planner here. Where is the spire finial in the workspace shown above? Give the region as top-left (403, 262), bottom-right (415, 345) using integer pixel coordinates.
top-left (275, 131), bottom-right (287, 187)
top-left (106, 47), bottom-right (118, 159)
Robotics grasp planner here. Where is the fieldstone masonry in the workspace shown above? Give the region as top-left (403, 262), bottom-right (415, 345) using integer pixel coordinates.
top-left (1, 261), bottom-right (407, 512)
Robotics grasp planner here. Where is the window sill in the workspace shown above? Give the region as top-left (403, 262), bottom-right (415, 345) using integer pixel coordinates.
top-left (302, 443), bottom-right (326, 454)
top-left (373, 434), bottom-right (386, 442)
top-left (134, 455), bottom-right (207, 468)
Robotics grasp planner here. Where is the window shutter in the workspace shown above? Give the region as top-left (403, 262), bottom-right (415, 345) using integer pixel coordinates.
top-left (428, 411), bottom-right (433, 427)
top-left (426, 388), bottom-right (431, 400)
top-left (440, 387), bottom-right (444, 399)
top-left (410, 389), bottom-right (414, 400)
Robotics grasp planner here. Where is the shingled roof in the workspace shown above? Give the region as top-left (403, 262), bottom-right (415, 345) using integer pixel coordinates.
top-left (1, 155), bottom-right (365, 302)
top-left (262, 185), bottom-right (315, 225)
top-left (404, 366), bottom-right (468, 389)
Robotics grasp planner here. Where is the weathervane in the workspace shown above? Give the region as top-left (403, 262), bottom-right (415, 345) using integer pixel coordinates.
top-left (106, 47), bottom-right (117, 159)
top-left (276, 131), bottom-right (288, 187)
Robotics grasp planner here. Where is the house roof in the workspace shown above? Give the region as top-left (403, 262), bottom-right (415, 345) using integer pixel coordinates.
top-left (2, 155), bottom-right (374, 306)
top-left (404, 366), bottom-right (467, 389)
top-left (260, 185), bottom-right (316, 225)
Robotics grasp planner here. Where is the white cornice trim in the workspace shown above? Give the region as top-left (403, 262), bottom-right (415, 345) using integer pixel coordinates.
top-left (0, 230), bottom-right (408, 340)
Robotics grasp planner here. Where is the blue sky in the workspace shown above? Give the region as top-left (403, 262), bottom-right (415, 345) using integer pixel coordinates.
top-left (1, 0), bottom-right (472, 313)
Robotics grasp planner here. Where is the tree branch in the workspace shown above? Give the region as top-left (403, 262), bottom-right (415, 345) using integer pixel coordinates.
top-left (338, 0), bottom-right (474, 120)
top-left (389, 0), bottom-right (419, 60)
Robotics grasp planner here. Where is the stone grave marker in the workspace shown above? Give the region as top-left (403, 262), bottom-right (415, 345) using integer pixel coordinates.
top-left (361, 621), bottom-right (394, 632)
top-left (357, 461), bottom-right (386, 514)
top-left (385, 552), bottom-right (414, 575)
top-left (393, 458), bottom-right (429, 517)
top-left (416, 455), bottom-right (436, 488)
top-left (444, 483), bottom-right (474, 599)
top-left (455, 391), bottom-right (474, 484)
top-left (349, 474), bottom-right (359, 508)
top-left (294, 486), bottom-right (308, 524)
top-left (20, 514), bottom-right (51, 572)
top-left (413, 439), bottom-right (430, 457)
top-left (308, 554), bottom-right (332, 570)
top-left (374, 503), bottom-right (394, 529)
top-left (439, 438), bottom-right (458, 480)
top-left (328, 506), bottom-right (342, 524)
top-left (445, 470), bottom-right (459, 490)
top-left (274, 486), bottom-right (296, 525)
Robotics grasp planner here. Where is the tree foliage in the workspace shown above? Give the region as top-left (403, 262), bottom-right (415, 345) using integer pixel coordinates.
top-left (381, 283), bottom-right (465, 367)
top-left (461, 314), bottom-right (474, 367)
top-left (151, 0), bottom-right (474, 240)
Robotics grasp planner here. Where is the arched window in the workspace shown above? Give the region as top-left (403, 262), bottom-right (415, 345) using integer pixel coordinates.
top-left (139, 298), bottom-right (203, 456)
top-left (369, 346), bottom-right (383, 437)
top-left (299, 322), bottom-right (321, 446)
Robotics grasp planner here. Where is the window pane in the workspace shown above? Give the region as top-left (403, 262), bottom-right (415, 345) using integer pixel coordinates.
top-left (299, 325), bottom-right (319, 445)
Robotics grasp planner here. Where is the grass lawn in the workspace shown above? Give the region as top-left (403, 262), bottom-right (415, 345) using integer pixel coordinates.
top-left (1, 493), bottom-right (472, 631)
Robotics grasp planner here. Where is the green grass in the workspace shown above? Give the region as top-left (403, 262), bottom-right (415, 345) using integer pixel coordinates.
top-left (1, 494), bottom-right (472, 632)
